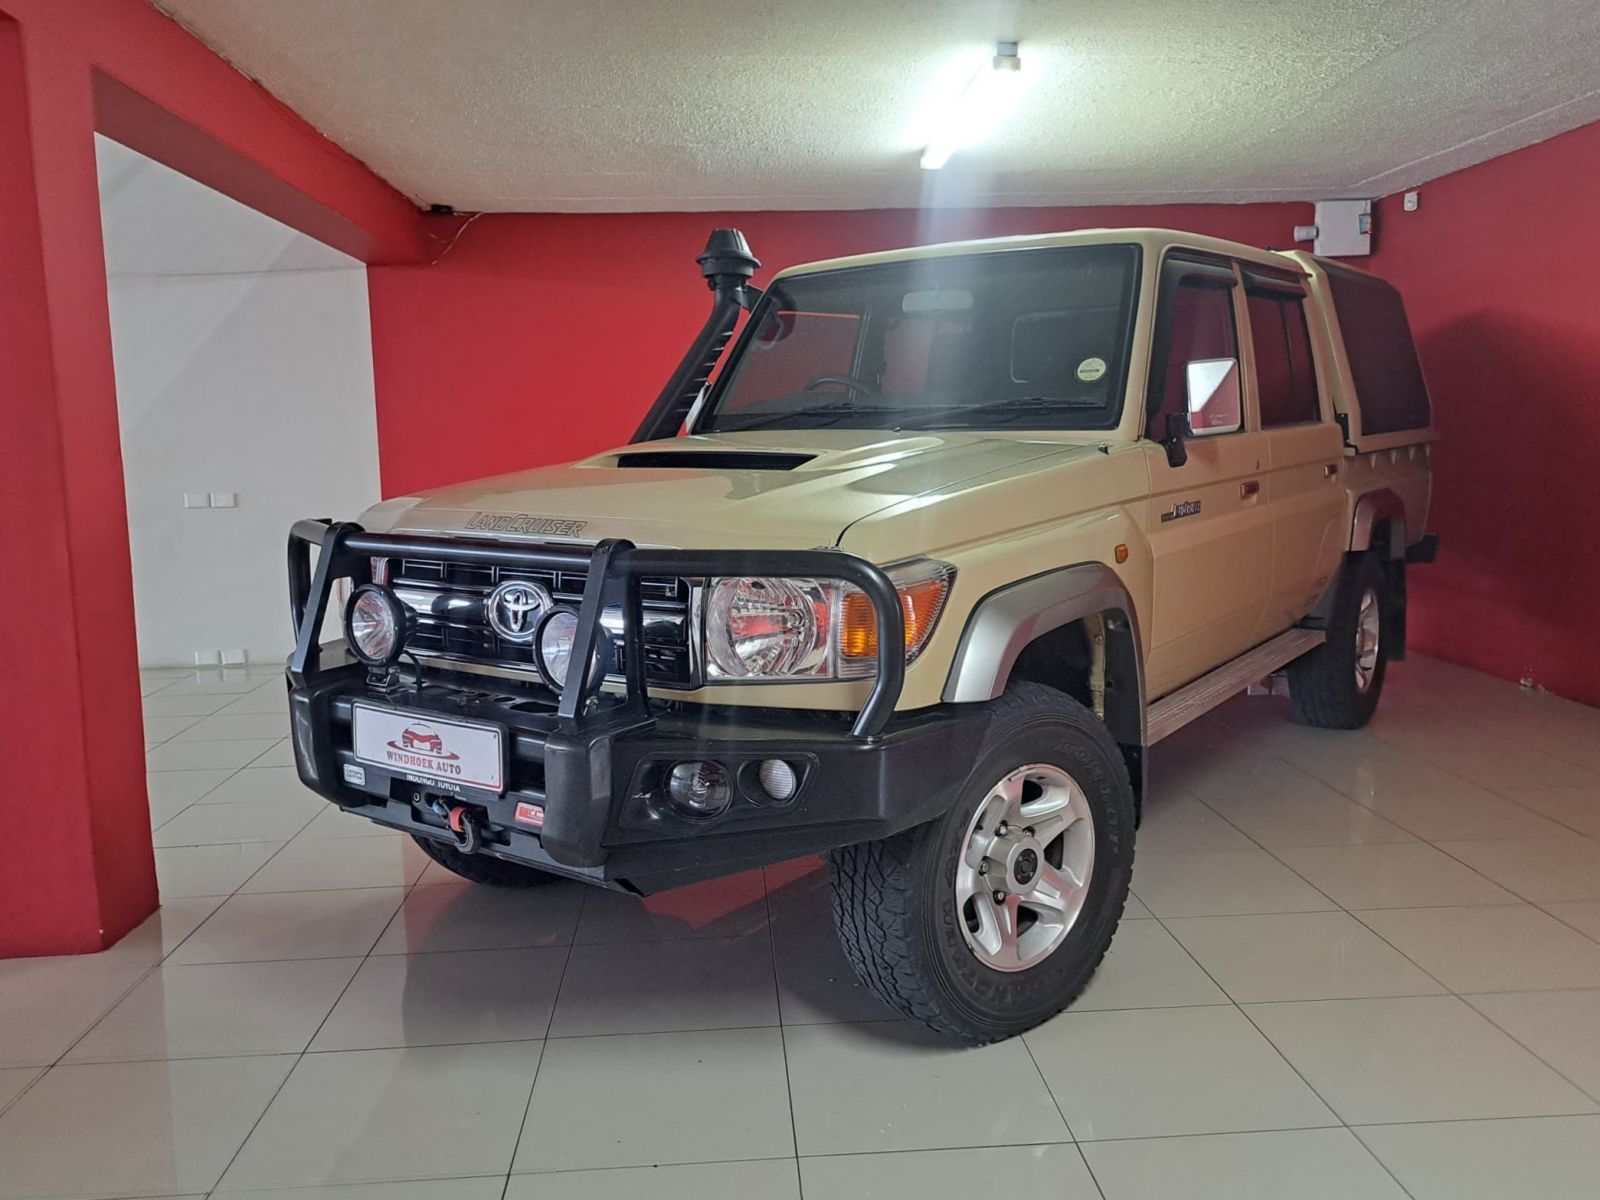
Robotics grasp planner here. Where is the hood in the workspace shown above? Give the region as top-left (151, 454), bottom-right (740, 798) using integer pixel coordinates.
top-left (366, 430), bottom-right (1098, 550)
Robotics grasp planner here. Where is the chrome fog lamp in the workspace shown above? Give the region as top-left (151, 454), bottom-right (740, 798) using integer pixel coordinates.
top-left (345, 583), bottom-right (414, 667)
top-left (535, 608), bottom-right (612, 691)
top-left (535, 610), bottom-right (578, 687)
top-left (664, 761), bottom-right (733, 819)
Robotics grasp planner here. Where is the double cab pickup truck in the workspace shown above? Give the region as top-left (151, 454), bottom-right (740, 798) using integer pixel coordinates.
top-left (286, 227), bottom-right (1436, 1043)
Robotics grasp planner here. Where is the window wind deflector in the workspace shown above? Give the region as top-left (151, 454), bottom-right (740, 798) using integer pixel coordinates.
top-left (1243, 268), bottom-right (1309, 297)
top-left (613, 451), bottom-right (816, 471)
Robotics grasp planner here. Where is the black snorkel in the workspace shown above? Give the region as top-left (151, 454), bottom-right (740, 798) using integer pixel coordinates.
top-left (630, 228), bottom-right (761, 443)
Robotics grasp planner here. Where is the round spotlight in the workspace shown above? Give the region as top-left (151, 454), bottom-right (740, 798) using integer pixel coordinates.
top-left (664, 761), bottom-right (732, 819)
top-left (534, 608), bottom-right (614, 692)
top-left (345, 584), bottom-right (413, 667)
top-left (534, 609), bottom-right (579, 687)
top-left (756, 758), bottom-right (799, 803)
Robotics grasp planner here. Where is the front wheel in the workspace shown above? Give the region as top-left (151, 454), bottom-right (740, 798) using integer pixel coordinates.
top-left (828, 683), bottom-right (1135, 1044)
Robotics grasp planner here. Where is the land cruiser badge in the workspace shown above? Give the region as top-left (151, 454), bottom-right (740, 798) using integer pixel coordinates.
top-left (465, 511), bottom-right (588, 537)
top-left (1161, 500), bottom-right (1202, 523)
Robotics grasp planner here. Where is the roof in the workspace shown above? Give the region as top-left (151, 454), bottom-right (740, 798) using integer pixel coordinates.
top-left (773, 227), bottom-right (1304, 278)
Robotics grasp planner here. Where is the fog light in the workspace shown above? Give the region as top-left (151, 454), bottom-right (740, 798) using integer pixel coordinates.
top-left (345, 584), bottom-right (413, 667)
top-left (664, 761), bottom-right (732, 819)
top-left (757, 758), bottom-right (798, 803)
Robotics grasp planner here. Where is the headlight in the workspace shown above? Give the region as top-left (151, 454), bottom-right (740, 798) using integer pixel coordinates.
top-left (345, 583), bottom-right (413, 667)
top-left (705, 577), bottom-right (834, 679)
top-left (703, 560), bottom-right (953, 682)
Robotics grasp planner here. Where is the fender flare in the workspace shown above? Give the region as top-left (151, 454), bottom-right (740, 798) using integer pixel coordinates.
top-left (941, 564), bottom-right (1146, 746)
top-left (1350, 489), bottom-right (1406, 559)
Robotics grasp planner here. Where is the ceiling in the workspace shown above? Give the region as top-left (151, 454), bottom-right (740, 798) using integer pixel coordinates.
top-left (96, 135), bottom-right (358, 275)
top-left (152, 0), bottom-right (1600, 213)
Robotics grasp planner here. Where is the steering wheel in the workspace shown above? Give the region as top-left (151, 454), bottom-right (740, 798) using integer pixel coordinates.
top-left (802, 374), bottom-right (881, 397)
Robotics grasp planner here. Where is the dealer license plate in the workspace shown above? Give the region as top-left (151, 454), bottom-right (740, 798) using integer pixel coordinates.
top-left (351, 703), bottom-right (506, 794)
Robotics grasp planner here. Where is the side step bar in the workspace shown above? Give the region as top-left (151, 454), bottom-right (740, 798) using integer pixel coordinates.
top-left (1147, 627), bottom-right (1326, 744)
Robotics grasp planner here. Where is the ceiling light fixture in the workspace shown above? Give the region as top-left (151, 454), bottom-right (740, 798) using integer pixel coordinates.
top-left (920, 41), bottom-right (1024, 170)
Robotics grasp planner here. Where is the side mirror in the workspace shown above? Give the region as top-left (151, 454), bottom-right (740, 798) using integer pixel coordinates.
top-left (1184, 357), bottom-right (1242, 437)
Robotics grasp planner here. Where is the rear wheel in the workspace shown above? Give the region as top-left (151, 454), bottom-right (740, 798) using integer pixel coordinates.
top-left (828, 683), bottom-right (1134, 1044)
top-left (409, 834), bottom-right (559, 887)
top-left (1288, 552), bottom-right (1389, 728)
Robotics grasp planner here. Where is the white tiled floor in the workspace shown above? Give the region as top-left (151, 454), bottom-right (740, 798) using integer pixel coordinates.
top-left (4, 656), bottom-right (1600, 1197)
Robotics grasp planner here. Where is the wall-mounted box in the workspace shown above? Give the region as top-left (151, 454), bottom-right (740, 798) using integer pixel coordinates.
top-left (1312, 199), bottom-right (1372, 257)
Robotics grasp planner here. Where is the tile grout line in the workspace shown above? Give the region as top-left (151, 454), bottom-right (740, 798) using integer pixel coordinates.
top-left (1425, 836), bottom-right (1598, 911)
top-left (1153, 785), bottom-right (1600, 1119)
top-left (760, 869), bottom-right (805, 1193)
top-left (1218, 980), bottom-right (1422, 1200)
top-left (36, 742), bottom-right (379, 1192)
top-left (1446, 998), bottom-right (1600, 1110)
top-left (1015, 1023), bottom-right (1106, 1199)
top-left (499, 889), bottom-right (582, 1189)
top-left (204, 851), bottom-right (427, 1193)
top-left (1135, 893), bottom-right (1404, 1183)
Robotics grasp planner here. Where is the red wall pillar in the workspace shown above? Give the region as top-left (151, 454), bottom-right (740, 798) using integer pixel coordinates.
top-left (0, 12), bottom-right (157, 955)
top-left (0, 0), bottom-right (423, 957)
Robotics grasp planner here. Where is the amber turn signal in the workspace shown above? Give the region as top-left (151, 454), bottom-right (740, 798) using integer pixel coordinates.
top-left (838, 570), bottom-right (953, 665)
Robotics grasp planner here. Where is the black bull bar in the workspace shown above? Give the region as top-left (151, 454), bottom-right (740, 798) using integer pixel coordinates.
top-left (286, 518), bottom-right (908, 740)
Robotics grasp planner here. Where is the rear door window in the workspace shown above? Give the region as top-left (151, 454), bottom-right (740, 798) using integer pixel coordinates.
top-left (1247, 288), bottom-right (1320, 427)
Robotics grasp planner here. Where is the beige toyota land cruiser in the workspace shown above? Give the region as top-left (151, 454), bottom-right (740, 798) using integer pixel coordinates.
top-left (286, 227), bottom-right (1436, 1043)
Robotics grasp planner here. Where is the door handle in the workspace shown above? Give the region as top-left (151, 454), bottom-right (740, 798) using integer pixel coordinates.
top-left (1241, 480), bottom-right (1261, 499)
top-left (1323, 463), bottom-right (1340, 478)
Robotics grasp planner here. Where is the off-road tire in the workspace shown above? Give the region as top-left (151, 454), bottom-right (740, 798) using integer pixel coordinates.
top-left (827, 682), bottom-right (1135, 1044)
top-left (1288, 551), bottom-right (1388, 729)
top-left (410, 834), bottom-right (559, 887)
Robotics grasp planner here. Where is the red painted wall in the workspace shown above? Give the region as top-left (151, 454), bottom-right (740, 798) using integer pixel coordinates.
top-left (0, 0), bottom-right (423, 956)
top-left (368, 204), bottom-right (1309, 495)
top-left (1369, 120), bottom-right (1600, 707)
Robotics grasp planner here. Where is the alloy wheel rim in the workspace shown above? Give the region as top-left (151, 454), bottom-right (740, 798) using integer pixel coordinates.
top-left (954, 762), bottom-right (1095, 972)
top-left (1354, 588), bottom-right (1381, 693)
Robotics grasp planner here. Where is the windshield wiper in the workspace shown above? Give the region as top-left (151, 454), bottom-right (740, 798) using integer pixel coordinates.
top-left (897, 395), bottom-right (1106, 429)
top-left (712, 400), bottom-right (906, 432)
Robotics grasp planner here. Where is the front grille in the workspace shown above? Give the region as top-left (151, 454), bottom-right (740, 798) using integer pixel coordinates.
top-left (388, 556), bottom-right (695, 688)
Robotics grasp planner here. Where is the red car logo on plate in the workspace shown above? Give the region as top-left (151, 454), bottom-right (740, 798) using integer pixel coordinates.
top-left (391, 724), bottom-right (456, 761)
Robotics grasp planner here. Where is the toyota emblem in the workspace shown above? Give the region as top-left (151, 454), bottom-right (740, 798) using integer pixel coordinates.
top-left (486, 580), bottom-right (552, 643)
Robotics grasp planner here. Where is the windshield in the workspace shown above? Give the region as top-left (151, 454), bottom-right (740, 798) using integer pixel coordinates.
top-left (697, 244), bottom-right (1140, 434)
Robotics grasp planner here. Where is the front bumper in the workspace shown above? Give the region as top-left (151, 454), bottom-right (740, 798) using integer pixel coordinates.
top-left (289, 660), bottom-right (987, 892)
top-left (286, 521), bottom-right (986, 893)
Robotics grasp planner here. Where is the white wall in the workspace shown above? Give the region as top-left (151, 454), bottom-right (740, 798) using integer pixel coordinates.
top-left (98, 136), bottom-right (381, 667)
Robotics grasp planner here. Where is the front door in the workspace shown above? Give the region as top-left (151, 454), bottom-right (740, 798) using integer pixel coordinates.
top-left (1141, 256), bottom-right (1272, 699)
